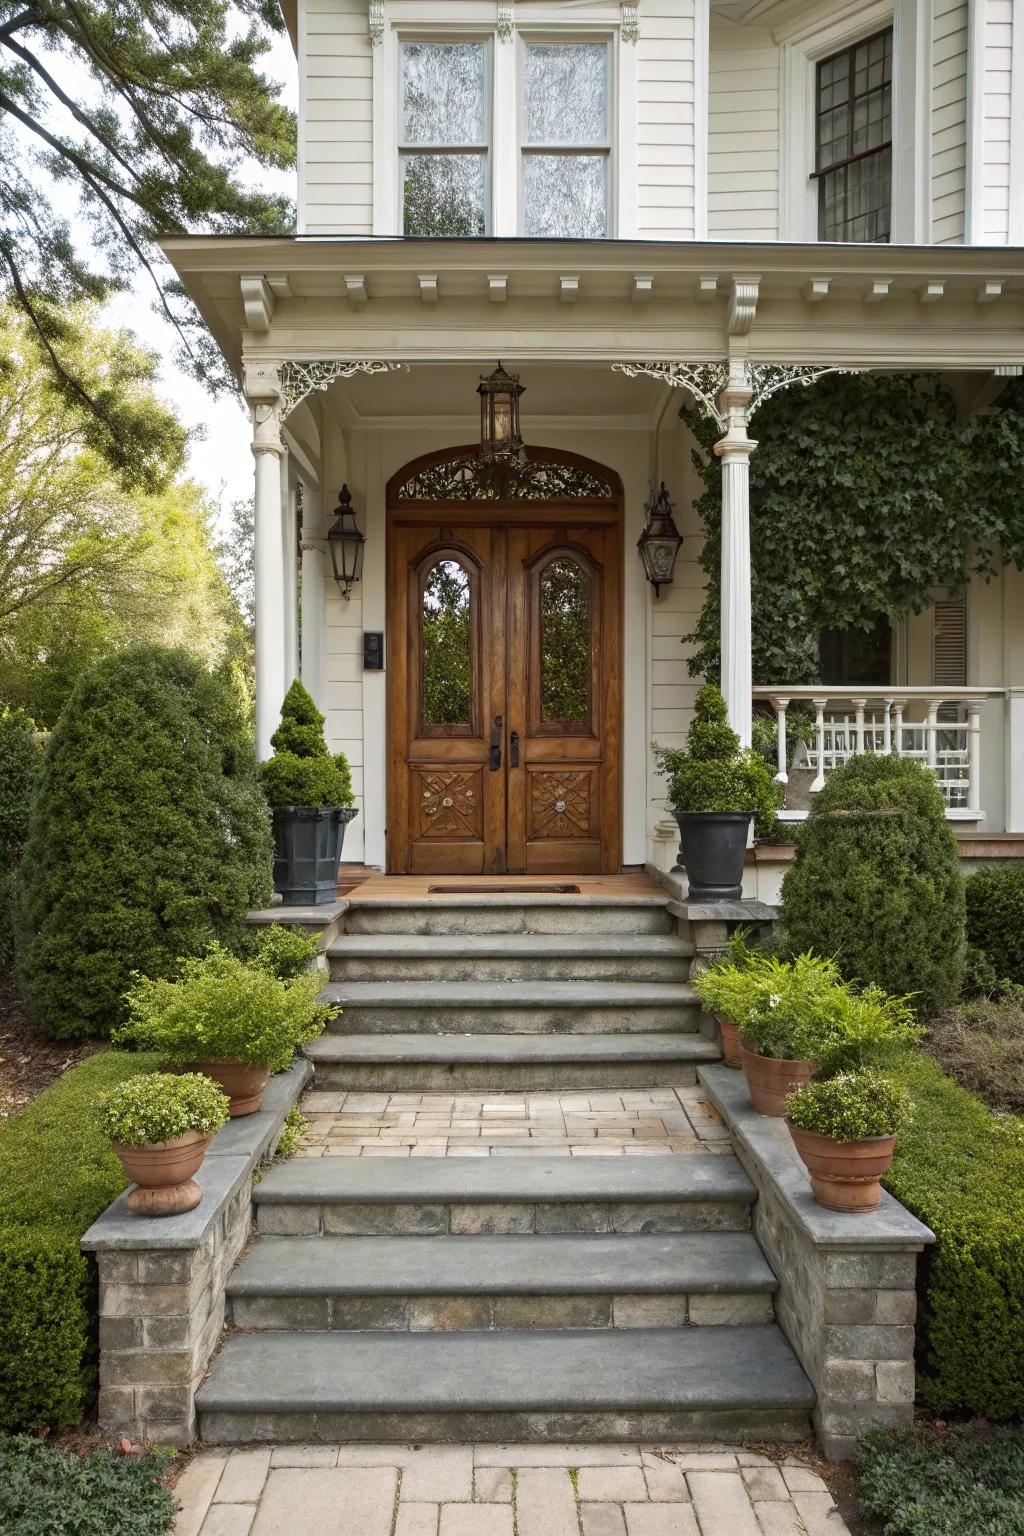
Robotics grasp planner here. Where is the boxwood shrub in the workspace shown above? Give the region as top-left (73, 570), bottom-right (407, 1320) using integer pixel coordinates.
top-left (0, 1050), bottom-right (159, 1432)
top-left (883, 1049), bottom-right (1024, 1419)
top-left (965, 862), bottom-right (1024, 985)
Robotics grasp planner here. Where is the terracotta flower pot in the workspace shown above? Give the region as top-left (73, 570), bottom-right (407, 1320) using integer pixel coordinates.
top-left (717, 1016), bottom-right (743, 1069)
top-left (113, 1132), bottom-right (212, 1217)
top-left (192, 1060), bottom-right (271, 1117)
top-left (739, 1038), bottom-right (816, 1116)
top-left (787, 1125), bottom-right (898, 1213)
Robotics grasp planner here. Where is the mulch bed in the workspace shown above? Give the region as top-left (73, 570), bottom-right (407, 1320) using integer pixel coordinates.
top-left (0, 972), bottom-right (102, 1122)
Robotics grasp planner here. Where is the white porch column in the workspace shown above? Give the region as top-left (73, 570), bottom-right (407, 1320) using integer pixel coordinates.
top-left (281, 454), bottom-right (299, 688)
top-left (244, 363), bottom-right (287, 760)
top-left (300, 483), bottom-right (328, 715)
top-left (714, 362), bottom-right (756, 747)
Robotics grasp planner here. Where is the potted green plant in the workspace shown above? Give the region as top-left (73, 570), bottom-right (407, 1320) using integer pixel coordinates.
top-left (114, 947), bottom-right (335, 1116)
top-left (692, 928), bottom-right (762, 1067)
top-left (654, 685), bottom-right (781, 901)
top-left (786, 1069), bottom-right (913, 1212)
top-left (100, 1072), bottom-right (230, 1216)
top-left (260, 680), bottom-right (357, 906)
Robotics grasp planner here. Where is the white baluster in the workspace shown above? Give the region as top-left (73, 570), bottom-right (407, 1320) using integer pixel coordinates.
top-left (926, 702), bottom-right (939, 771)
top-left (773, 696), bottom-right (790, 785)
top-left (853, 697), bottom-right (867, 758)
top-left (810, 697), bottom-right (827, 793)
top-left (968, 701), bottom-right (982, 817)
top-left (892, 699), bottom-right (906, 757)
top-left (882, 698), bottom-right (892, 754)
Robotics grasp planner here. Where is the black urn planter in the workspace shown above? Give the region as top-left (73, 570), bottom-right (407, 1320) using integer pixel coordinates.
top-left (271, 805), bottom-right (358, 906)
top-left (673, 810), bottom-right (753, 901)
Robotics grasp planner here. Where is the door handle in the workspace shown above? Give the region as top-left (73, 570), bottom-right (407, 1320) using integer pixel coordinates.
top-left (510, 730), bottom-right (520, 768)
top-left (489, 714), bottom-right (503, 771)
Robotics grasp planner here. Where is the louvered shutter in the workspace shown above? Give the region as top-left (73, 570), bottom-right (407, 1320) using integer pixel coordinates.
top-left (933, 598), bottom-right (967, 720)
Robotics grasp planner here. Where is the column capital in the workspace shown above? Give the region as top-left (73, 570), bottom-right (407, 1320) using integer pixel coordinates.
top-left (242, 359), bottom-right (283, 405)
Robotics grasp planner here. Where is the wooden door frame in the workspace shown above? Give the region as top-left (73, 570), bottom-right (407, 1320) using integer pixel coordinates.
top-left (385, 445), bottom-right (624, 876)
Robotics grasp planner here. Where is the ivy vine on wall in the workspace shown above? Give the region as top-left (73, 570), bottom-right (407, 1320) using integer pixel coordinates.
top-left (681, 373), bottom-right (1024, 685)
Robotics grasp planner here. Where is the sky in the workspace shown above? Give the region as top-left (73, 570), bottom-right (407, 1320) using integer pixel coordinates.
top-left (98, 27), bottom-right (300, 530)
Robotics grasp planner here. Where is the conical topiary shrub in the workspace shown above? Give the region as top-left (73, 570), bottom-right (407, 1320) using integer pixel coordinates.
top-left (15, 645), bottom-right (273, 1040)
top-left (260, 680), bottom-right (356, 906)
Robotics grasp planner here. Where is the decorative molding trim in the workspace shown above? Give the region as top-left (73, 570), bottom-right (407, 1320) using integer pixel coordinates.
top-left (620, 1), bottom-right (639, 43)
top-left (613, 361), bottom-right (854, 431)
top-left (279, 359), bottom-right (406, 417)
top-left (727, 279), bottom-right (759, 336)
top-left (497, 1), bottom-right (514, 41)
top-left (240, 275), bottom-right (274, 332)
top-left (368, 0), bottom-right (385, 46)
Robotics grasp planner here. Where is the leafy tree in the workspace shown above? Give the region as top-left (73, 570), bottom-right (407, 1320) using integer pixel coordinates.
top-left (16, 643), bottom-right (272, 1039)
top-left (681, 372), bottom-right (1024, 684)
top-left (779, 754), bottom-right (966, 1016)
top-left (0, 0), bottom-right (295, 477)
top-left (421, 560), bottom-right (472, 725)
top-left (0, 706), bottom-right (41, 963)
top-left (0, 304), bottom-right (239, 724)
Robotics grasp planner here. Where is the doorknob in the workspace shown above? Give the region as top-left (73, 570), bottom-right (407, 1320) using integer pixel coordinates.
top-left (489, 714), bottom-right (503, 771)
top-left (510, 730), bottom-right (520, 768)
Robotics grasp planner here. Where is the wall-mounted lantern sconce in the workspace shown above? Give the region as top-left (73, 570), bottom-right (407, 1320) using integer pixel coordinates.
top-left (327, 484), bottom-right (365, 600)
top-left (477, 361), bottom-right (526, 461)
top-left (637, 482), bottom-right (683, 597)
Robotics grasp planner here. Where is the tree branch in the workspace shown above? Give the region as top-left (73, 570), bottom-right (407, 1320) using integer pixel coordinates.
top-left (0, 245), bottom-right (101, 419)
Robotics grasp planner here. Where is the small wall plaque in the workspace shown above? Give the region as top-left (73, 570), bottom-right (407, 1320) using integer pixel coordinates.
top-left (363, 631), bottom-right (384, 671)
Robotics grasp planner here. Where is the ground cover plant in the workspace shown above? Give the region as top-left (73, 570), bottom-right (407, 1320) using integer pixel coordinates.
top-left (965, 863), bottom-right (1024, 986)
top-left (924, 991), bottom-right (1024, 1114)
top-left (0, 1434), bottom-right (175, 1536)
top-left (0, 1050), bottom-right (160, 1431)
top-left (16, 644), bottom-right (272, 1040)
top-left (780, 755), bottom-right (966, 1015)
top-left (883, 1049), bottom-right (1024, 1419)
top-left (857, 1423), bottom-right (1024, 1536)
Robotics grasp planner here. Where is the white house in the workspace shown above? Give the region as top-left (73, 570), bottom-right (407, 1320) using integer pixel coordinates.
top-left (165, 0), bottom-right (1024, 887)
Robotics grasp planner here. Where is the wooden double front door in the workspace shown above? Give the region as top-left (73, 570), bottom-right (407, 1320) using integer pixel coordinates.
top-left (386, 463), bottom-right (622, 875)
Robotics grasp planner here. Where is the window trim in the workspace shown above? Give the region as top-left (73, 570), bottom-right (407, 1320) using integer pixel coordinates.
top-left (396, 35), bottom-right (493, 237)
top-left (813, 25), bottom-right (893, 243)
top-left (517, 34), bottom-right (614, 239)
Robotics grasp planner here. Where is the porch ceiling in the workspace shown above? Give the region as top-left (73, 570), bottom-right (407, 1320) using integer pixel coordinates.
top-left (160, 235), bottom-right (1024, 379)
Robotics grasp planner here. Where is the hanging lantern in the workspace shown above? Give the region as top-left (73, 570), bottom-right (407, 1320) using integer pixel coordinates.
top-left (637, 482), bottom-right (683, 596)
top-left (477, 361), bottom-right (525, 461)
top-left (327, 484), bottom-right (365, 600)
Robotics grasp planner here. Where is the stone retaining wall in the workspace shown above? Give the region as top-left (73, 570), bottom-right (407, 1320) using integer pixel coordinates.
top-left (700, 1064), bottom-right (933, 1460)
top-left (82, 1060), bottom-right (311, 1446)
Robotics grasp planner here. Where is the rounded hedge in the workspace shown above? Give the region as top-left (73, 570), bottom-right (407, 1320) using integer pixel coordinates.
top-left (15, 645), bottom-right (273, 1040)
top-left (779, 755), bottom-right (966, 1017)
top-left (965, 863), bottom-right (1024, 986)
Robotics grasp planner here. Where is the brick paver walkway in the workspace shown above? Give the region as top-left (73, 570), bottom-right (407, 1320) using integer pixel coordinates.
top-left (293, 1088), bottom-right (733, 1158)
top-left (173, 1444), bottom-right (852, 1536)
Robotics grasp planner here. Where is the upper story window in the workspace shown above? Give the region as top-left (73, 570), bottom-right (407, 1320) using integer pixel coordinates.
top-left (814, 28), bottom-right (892, 242)
top-left (401, 42), bottom-right (489, 236)
top-left (521, 42), bottom-right (611, 237)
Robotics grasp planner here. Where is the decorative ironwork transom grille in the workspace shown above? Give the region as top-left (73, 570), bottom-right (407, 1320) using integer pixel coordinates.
top-left (393, 452), bottom-right (615, 502)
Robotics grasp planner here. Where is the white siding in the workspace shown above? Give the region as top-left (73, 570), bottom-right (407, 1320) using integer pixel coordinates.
top-left (932, 0), bottom-right (968, 242)
top-left (981, 0), bottom-right (1014, 239)
top-left (707, 16), bottom-right (779, 239)
top-left (302, 0), bottom-right (374, 235)
top-left (636, 0), bottom-right (697, 239)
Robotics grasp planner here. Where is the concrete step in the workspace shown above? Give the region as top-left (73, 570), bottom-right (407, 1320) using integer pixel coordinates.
top-left (304, 1031), bottom-right (720, 1090)
top-left (254, 1153), bottom-right (754, 1235)
top-left (196, 1325), bottom-right (815, 1443)
top-left (226, 1232), bottom-right (777, 1331)
top-left (342, 896), bottom-right (675, 937)
top-left (328, 932), bottom-right (694, 983)
top-left (321, 980), bottom-right (701, 1035)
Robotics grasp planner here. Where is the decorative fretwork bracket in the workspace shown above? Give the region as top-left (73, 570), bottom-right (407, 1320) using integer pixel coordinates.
top-left (620, 2), bottom-right (640, 43)
top-left (279, 359), bottom-right (407, 417)
top-left (368, 0), bottom-right (385, 46)
top-left (497, 1), bottom-right (515, 41)
top-left (612, 360), bottom-right (856, 431)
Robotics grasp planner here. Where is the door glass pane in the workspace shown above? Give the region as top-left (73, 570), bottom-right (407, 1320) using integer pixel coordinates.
top-left (523, 43), bottom-right (607, 144)
top-left (403, 154), bottom-right (486, 236)
top-left (523, 155), bottom-right (607, 237)
top-left (540, 558), bottom-right (590, 723)
top-left (402, 43), bottom-right (486, 144)
top-left (422, 559), bottom-right (473, 725)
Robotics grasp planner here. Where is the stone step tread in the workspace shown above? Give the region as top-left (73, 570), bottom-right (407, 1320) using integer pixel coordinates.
top-left (254, 1153), bottom-right (754, 1207)
top-left (348, 894), bottom-right (673, 909)
top-left (328, 934), bottom-right (695, 960)
top-left (227, 1232), bottom-right (777, 1297)
top-left (305, 1033), bottom-right (718, 1065)
top-left (196, 1326), bottom-right (815, 1415)
top-left (321, 980), bottom-right (699, 1008)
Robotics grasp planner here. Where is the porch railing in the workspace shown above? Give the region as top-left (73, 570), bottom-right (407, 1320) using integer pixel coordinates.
top-left (751, 687), bottom-right (1005, 820)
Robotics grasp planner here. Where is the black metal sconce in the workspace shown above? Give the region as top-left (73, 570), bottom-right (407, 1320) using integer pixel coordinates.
top-left (327, 484), bottom-right (365, 600)
top-left (637, 482), bottom-right (683, 597)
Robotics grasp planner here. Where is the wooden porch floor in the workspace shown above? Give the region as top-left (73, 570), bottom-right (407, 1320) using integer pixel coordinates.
top-left (347, 872), bottom-right (668, 901)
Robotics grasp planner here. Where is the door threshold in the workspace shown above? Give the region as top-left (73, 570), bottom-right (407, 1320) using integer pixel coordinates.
top-left (427, 882), bottom-right (581, 895)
